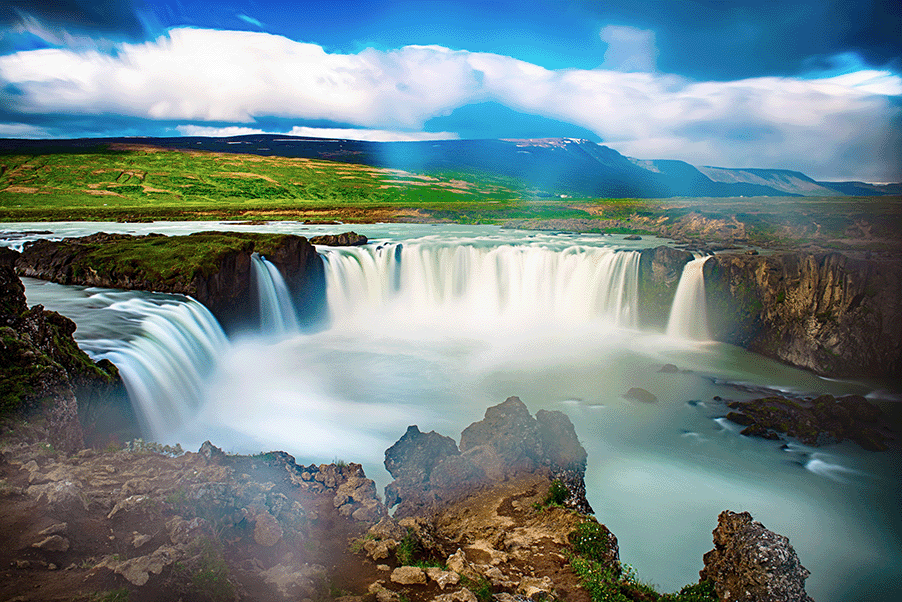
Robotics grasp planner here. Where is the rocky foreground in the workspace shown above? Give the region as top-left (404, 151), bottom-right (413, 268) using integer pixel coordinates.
top-left (1, 397), bottom-right (816, 602)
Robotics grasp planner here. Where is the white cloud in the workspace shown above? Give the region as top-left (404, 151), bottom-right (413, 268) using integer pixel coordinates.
top-left (600, 25), bottom-right (658, 73)
top-left (176, 125), bottom-right (265, 136)
top-left (175, 124), bottom-right (459, 142)
top-left (0, 26), bottom-right (899, 180)
top-left (286, 127), bottom-right (459, 142)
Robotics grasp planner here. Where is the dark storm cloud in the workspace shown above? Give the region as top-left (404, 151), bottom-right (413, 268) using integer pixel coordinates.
top-left (582, 0), bottom-right (901, 80)
top-left (0, 0), bottom-right (146, 38)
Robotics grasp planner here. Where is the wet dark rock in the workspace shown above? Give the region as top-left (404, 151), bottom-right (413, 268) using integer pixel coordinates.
top-left (309, 231), bottom-right (368, 246)
top-left (624, 388), bottom-right (657, 403)
top-left (659, 363), bottom-right (679, 373)
top-left (701, 510), bottom-right (814, 602)
top-left (725, 394), bottom-right (889, 451)
top-left (1, 265), bottom-right (121, 451)
top-left (623, 234), bottom-right (642, 240)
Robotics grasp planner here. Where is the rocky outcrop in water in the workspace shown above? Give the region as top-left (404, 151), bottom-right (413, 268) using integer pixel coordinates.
top-left (384, 396), bottom-right (591, 518)
top-left (725, 393), bottom-right (889, 451)
top-left (700, 510), bottom-right (814, 602)
top-left (0, 264), bottom-right (120, 451)
top-left (705, 251), bottom-right (902, 378)
top-left (15, 232), bottom-right (326, 333)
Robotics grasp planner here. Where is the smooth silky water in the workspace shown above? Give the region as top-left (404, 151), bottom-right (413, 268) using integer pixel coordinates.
top-left (7, 222), bottom-right (900, 601)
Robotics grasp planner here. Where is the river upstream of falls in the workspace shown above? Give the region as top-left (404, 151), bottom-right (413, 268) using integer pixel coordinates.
top-left (5, 222), bottom-right (901, 601)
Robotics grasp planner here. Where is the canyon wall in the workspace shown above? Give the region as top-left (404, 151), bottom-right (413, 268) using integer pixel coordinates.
top-left (704, 251), bottom-right (902, 378)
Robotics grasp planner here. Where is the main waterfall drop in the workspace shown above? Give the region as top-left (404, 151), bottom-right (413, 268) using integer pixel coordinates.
top-left (320, 243), bottom-right (641, 331)
top-left (666, 256), bottom-right (711, 340)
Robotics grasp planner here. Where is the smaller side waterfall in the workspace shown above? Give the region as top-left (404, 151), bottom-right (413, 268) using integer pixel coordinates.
top-left (666, 256), bottom-right (710, 340)
top-left (251, 253), bottom-right (299, 336)
top-left (98, 298), bottom-right (229, 438)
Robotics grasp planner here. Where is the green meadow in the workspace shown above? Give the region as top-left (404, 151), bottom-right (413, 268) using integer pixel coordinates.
top-left (0, 145), bottom-right (589, 222)
top-left (1, 145), bottom-right (899, 252)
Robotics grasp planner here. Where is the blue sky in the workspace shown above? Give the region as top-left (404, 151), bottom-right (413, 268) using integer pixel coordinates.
top-left (0, 0), bottom-right (899, 181)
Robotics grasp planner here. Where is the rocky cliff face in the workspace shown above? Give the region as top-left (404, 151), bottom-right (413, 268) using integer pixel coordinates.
top-left (705, 252), bottom-right (902, 378)
top-left (0, 263), bottom-right (120, 451)
top-left (15, 232), bottom-right (326, 334)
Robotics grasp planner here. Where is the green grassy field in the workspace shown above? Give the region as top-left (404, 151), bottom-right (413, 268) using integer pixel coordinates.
top-left (0, 146), bottom-right (525, 221)
top-left (1, 145), bottom-right (900, 252)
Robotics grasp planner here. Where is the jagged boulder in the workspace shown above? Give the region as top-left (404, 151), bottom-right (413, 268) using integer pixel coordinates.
top-left (384, 397), bottom-right (592, 516)
top-left (700, 510), bottom-right (814, 602)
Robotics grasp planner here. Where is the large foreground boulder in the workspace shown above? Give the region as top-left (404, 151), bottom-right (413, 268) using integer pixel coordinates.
top-left (384, 396), bottom-right (592, 517)
top-left (700, 510), bottom-right (814, 602)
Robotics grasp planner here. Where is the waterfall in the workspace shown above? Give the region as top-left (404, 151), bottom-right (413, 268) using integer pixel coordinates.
top-left (666, 256), bottom-right (710, 340)
top-left (321, 243), bottom-right (641, 331)
top-left (97, 298), bottom-right (229, 439)
top-left (251, 253), bottom-right (299, 336)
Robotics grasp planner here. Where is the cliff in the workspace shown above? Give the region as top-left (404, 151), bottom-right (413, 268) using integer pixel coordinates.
top-left (705, 251), bottom-right (902, 378)
top-left (0, 261), bottom-right (121, 451)
top-left (14, 232), bottom-right (326, 333)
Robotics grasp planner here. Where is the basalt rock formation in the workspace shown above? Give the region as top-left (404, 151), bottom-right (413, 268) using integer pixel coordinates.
top-left (0, 264), bottom-right (120, 451)
top-left (705, 251), bottom-right (902, 378)
top-left (15, 231), bottom-right (326, 333)
top-left (384, 396), bottom-right (591, 519)
top-left (701, 510), bottom-right (814, 602)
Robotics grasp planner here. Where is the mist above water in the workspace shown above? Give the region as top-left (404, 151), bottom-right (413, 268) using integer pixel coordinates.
top-left (14, 223), bottom-right (902, 602)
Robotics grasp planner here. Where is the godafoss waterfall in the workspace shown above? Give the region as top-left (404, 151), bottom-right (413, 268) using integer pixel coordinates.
top-left (8, 222), bottom-right (901, 602)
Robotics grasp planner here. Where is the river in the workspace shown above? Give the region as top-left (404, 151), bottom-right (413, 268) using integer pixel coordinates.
top-left (4, 221), bottom-right (900, 601)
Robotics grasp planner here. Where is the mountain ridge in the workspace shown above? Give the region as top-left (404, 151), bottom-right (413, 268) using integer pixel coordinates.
top-left (1, 134), bottom-right (897, 198)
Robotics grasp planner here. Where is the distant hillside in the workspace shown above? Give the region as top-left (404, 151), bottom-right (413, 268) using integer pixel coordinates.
top-left (630, 159), bottom-right (795, 197)
top-left (696, 166), bottom-right (843, 197)
top-left (1, 135), bottom-right (897, 199)
top-left (816, 181), bottom-right (902, 196)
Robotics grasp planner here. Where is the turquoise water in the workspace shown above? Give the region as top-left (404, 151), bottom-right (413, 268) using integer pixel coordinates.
top-left (8, 221), bottom-right (901, 601)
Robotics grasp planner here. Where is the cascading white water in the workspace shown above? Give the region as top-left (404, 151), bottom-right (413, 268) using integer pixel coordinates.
top-left (97, 298), bottom-right (228, 438)
top-left (251, 253), bottom-right (299, 335)
top-left (322, 243), bottom-right (641, 332)
top-left (15, 223), bottom-right (901, 602)
top-left (666, 256), bottom-right (710, 340)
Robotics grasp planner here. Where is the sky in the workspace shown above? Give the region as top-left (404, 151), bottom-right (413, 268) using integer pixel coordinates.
top-left (0, 0), bottom-right (899, 182)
